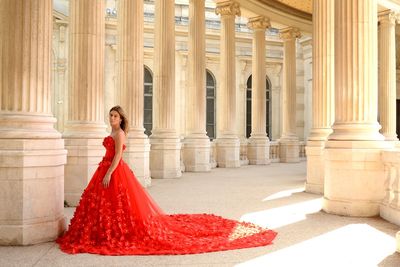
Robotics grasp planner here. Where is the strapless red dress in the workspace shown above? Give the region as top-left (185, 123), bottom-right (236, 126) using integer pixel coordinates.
top-left (57, 136), bottom-right (277, 255)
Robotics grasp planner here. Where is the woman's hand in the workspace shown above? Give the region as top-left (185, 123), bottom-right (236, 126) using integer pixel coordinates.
top-left (102, 172), bottom-right (112, 188)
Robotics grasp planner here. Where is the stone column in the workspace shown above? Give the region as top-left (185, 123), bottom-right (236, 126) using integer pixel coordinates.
top-left (279, 27), bottom-right (301, 163)
top-left (378, 10), bottom-right (398, 141)
top-left (324, 0), bottom-right (390, 217)
top-left (117, 0), bottom-right (151, 186)
top-left (0, 0), bottom-right (67, 245)
top-left (247, 16), bottom-right (271, 165)
top-left (305, 0), bottom-right (334, 194)
top-left (215, 1), bottom-right (241, 168)
top-left (150, 0), bottom-right (182, 178)
top-left (63, 0), bottom-right (108, 206)
top-left (182, 0), bottom-right (211, 172)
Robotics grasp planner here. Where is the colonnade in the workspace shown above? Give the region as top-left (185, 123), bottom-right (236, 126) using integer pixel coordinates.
top-left (2, 0), bottom-right (398, 246)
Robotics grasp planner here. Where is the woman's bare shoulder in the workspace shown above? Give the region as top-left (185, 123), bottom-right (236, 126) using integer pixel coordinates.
top-left (114, 129), bottom-right (126, 143)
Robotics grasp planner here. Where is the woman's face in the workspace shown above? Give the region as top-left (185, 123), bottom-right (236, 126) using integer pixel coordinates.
top-left (109, 110), bottom-right (122, 128)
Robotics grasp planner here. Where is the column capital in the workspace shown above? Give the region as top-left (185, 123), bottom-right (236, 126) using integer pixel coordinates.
top-left (215, 1), bottom-right (240, 17)
top-left (247, 16), bottom-right (270, 30)
top-left (378, 10), bottom-right (398, 25)
top-left (279, 27), bottom-right (301, 41)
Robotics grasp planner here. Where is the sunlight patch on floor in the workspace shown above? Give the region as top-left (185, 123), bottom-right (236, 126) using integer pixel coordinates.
top-left (262, 187), bottom-right (305, 201)
top-left (236, 224), bottom-right (396, 267)
top-left (240, 198), bottom-right (323, 229)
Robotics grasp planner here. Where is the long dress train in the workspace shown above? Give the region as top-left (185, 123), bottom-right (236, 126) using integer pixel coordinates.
top-left (56, 136), bottom-right (277, 255)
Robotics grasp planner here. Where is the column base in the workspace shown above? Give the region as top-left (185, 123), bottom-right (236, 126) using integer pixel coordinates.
top-left (305, 141), bottom-right (325, 194)
top-left (124, 136), bottom-right (151, 187)
top-left (182, 137), bottom-right (211, 172)
top-left (239, 138), bottom-right (249, 166)
top-left (279, 139), bottom-right (300, 163)
top-left (380, 204), bottom-right (400, 226)
top-left (150, 136), bottom-right (182, 179)
top-left (216, 137), bottom-right (240, 168)
top-left (248, 137), bottom-right (271, 165)
top-left (64, 138), bottom-right (105, 206)
top-left (210, 141), bottom-right (218, 169)
top-left (0, 217), bottom-right (65, 245)
top-left (323, 197), bottom-right (380, 217)
top-left (323, 140), bottom-right (390, 217)
top-left (0, 138), bottom-right (67, 245)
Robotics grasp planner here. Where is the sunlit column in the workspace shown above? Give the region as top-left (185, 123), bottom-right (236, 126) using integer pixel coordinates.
top-left (324, 0), bottom-right (390, 217)
top-left (63, 0), bottom-right (108, 206)
top-left (279, 27), bottom-right (301, 163)
top-left (247, 16), bottom-right (271, 165)
top-left (182, 0), bottom-right (211, 172)
top-left (305, 0), bottom-right (334, 194)
top-left (378, 10), bottom-right (398, 141)
top-left (117, 0), bottom-right (151, 186)
top-left (0, 0), bottom-right (67, 245)
top-left (215, 0), bottom-right (241, 168)
top-left (150, 0), bottom-right (182, 178)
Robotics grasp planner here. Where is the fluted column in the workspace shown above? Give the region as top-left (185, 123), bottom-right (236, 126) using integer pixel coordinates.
top-left (279, 27), bottom-right (301, 163)
top-left (305, 0), bottom-right (334, 194)
top-left (215, 1), bottom-right (241, 168)
top-left (378, 10), bottom-right (398, 141)
top-left (247, 16), bottom-right (271, 165)
top-left (0, 0), bottom-right (67, 245)
top-left (63, 0), bottom-right (107, 206)
top-left (117, 0), bottom-right (151, 186)
top-left (323, 0), bottom-right (390, 217)
top-left (182, 0), bottom-right (211, 172)
top-left (150, 0), bottom-right (182, 178)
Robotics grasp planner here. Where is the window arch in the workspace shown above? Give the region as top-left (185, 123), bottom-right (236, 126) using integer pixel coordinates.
top-left (144, 66), bottom-right (153, 136)
top-left (246, 75), bottom-right (271, 138)
top-left (206, 70), bottom-right (216, 140)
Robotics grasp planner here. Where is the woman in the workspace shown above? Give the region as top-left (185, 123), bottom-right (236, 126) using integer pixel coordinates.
top-left (57, 105), bottom-right (277, 255)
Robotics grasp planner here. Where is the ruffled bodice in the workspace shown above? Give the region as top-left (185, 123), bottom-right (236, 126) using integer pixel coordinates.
top-left (57, 136), bottom-right (277, 255)
top-left (99, 136), bottom-right (126, 168)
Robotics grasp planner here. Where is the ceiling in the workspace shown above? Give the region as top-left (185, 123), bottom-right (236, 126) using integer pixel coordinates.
top-left (275, 0), bottom-right (312, 14)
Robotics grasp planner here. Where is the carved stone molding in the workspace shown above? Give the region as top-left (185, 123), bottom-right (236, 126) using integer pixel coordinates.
top-left (378, 10), bottom-right (398, 25)
top-left (215, 1), bottom-right (240, 17)
top-left (247, 16), bottom-right (270, 30)
top-left (279, 27), bottom-right (301, 41)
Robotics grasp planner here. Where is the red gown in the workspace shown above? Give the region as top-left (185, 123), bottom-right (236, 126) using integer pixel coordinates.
top-left (57, 136), bottom-right (277, 255)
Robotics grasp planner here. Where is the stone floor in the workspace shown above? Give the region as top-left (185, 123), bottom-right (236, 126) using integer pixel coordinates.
top-left (1, 162), bottom-right (400, 267)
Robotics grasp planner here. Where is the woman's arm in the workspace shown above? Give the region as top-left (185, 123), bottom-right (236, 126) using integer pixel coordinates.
top-left (102, 130), bottom-right (125, 187)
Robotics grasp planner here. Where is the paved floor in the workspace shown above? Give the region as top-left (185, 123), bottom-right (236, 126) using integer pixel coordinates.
top-left (1, 162), bottom-right (399, 267)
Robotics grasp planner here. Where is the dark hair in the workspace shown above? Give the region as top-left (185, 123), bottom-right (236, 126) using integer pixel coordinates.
top-left (109, 105), bottom-right (129, 135)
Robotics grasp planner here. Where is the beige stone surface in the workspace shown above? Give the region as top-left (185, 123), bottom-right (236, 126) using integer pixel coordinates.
top-left (182, 0), bottom-right (211, 172)
top-left (117, 0), bottom-right (151, 186)
top-left (323, 0), bottom-right (391, 217)
top-left (305, 144), bottom-right (324, 194)
top-left (1, 162), bottom-right (399, 266)
top-left (0, 0), bottom-right (67, 245)
top-left (305, 0), bottom-right (334, 194)
top-left (150, 0), bottom-right (182, 179)
top-left (247, 16), bottom-right (271, 165)
top-left (378, 10), bottom-right (398, 141)
top-left (215, 1), bottom-right (241, 168)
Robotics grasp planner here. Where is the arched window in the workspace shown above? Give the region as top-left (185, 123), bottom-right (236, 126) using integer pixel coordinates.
top-left (144, 66), bottom-right (153, 136)
top-left (206, 70), bottom-right (216, 140)
top-left (246, 75), bottom-right (271, 138)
